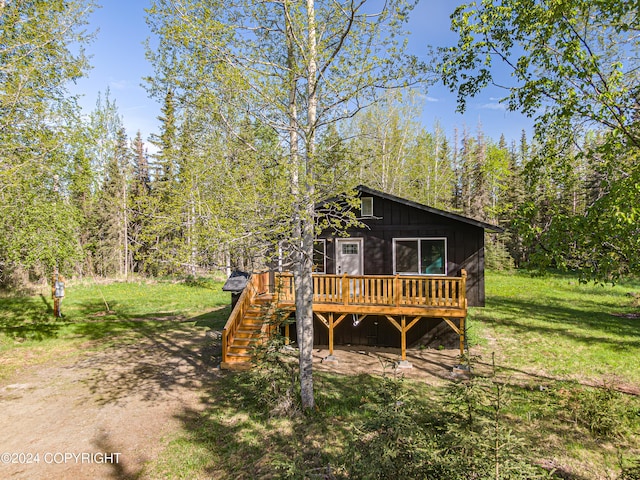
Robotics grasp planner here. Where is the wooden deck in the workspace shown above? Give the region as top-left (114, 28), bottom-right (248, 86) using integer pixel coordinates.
top-left (221, 271), bottom-right (467, 370)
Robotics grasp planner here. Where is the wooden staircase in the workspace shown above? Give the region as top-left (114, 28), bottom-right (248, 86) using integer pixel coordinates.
top-left (221, 273), bottom-right (273, 370)
top-left (221, 297), bottom-right (271, 369)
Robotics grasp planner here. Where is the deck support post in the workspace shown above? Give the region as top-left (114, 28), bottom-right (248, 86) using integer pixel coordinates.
top-left (442, 316), bottom-right (466, 359)
top-left (459, 315), bottom-right (465, 359)
top-left (328, 312), bottom-right (334, 356)
top-left (316, 312), bottom-right (347, 363)
top-left (401, 316), bottom-right (407, 361)
top-left (396, 315), bottom-right (413, 368)
top-left (385, 314), bottom-right (424, 368)
top-left (396, 314), bottom-right (412, 368)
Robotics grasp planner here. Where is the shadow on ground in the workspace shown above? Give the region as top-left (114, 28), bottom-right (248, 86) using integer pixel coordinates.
top-left (72, 309), bottom-right (227, 406)
top-left (0, 294), bottom-right (63, 340)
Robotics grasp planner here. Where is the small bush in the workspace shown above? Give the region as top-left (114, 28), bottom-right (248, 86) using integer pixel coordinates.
top-left (346, 367), bottom-right (441, 479)
top-left (247, 333), bottom-right (301, 418)
top-left (564, 384), bottom-right (628, 439)
top-left (442, 374), bottom-right (550, 480)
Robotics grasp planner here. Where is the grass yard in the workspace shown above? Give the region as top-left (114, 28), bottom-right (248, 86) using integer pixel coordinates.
top-left (471, 271), bottom-right (640, 387)
top-left (0, 277), bottom-right (230, 380)
top-left (0, 271), bottom-right (638, 479)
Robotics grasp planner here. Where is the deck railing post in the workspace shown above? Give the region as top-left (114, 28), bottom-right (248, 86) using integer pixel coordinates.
top-left (342, 273), bottom-right (349, 305)
top-left (460, 269), bottom-right (467, 308)
top-left (394, 274), bottom-right (400, 306)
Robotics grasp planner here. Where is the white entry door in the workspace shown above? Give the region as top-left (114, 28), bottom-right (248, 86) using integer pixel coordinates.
top-left (336, 238), bottom-right (363, 276)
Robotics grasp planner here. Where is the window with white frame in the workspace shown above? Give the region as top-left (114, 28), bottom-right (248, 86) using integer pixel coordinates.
top-left (361, 196), bottom-right (373, 217)
top-left (313, 240), bottom-right (327, 273)
top-left (393, 238), bottom-right (447, 275)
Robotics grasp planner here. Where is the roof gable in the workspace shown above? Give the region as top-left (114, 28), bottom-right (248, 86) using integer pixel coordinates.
top-left (355, 185), bottom-right (503, 232)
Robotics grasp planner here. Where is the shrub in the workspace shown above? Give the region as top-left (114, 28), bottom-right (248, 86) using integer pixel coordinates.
top-left (564, 384), bottom-right (628, 439)
top-left (346, 366), bottom-right (442, 479)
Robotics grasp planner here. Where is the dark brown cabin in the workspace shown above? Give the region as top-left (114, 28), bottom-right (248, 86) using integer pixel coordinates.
top-left (220, 185), bottom-right (502, 369)
top-left (316, 185), bottom-right (500, 305)
top-left (302, 185), bottom-right (501, 348)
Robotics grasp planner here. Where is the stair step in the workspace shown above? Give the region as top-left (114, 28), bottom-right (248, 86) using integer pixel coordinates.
top-left (241, 324), bottom-right (264, 330)
top-left (220, 361), bottom-right (253, 371)
top-left (236, 328), bottom-right (261, 338)
top-left (233, 338), bottom-right (258, 345)
top-left (239, 323), bottom-right (263, 329)
top-left (227, 351), bottom-right (253, 358)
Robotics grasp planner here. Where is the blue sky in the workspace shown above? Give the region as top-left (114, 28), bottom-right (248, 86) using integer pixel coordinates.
top-left (72, 0), bottom-right (534, 149)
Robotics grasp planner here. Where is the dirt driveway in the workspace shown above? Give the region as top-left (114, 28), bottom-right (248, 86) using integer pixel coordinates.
top-left (0, 324), bottom-right (461, 480)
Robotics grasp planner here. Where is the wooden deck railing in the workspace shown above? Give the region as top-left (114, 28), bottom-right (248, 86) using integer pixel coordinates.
top-left (221, 272), bottom-right (269, 363)
top-left (222, 270), bottom-right (468, 366)
top-left (273, 271), bottom-right (467, 309)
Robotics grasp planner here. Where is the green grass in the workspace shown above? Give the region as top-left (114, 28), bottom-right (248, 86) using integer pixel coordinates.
top-left (147, 365), bottom-right (639, 479)
top-left (0, 277), bottom-right (230, 379)
top-left (1, 271), bottom-right (639, 479)
top-left (470, 271), bottom-right (640, 386)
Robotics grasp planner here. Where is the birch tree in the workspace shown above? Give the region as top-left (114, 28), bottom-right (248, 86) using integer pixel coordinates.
top-left (0, 0), bottom-right (95, 282)
top-left (147, 0), bottom-right (425, 409)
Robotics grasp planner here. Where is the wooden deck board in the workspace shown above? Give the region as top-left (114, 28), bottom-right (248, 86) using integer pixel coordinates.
top-left (273, 299), bottom-right (465, 318)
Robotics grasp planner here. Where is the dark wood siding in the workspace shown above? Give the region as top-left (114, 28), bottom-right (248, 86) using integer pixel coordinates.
top-left (318, 191), bottom-right (486, 306)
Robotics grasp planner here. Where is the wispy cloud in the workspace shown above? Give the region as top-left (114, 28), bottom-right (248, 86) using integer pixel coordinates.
top-left (479, 102), bottom-right (507, 111)
top-left (424, 96), bottom-right (439, 103)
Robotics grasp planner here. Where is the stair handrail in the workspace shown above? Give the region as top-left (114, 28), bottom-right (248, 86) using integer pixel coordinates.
top-left (221, 272), bottom-right (269, 363)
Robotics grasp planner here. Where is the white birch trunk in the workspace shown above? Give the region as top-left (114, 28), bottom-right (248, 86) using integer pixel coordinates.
top-left (283, 0), bottom-right (312, 407)
top-left (293, 0), bottom-right (319, 410)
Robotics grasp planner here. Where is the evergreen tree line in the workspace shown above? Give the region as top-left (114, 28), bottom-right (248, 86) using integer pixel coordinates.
top-left (2, 0), bottom-right (637, 287)
top-left (3, 84), bottom-right (627, 285)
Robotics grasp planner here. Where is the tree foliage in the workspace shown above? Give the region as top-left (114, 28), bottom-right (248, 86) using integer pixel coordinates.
top-left (145, 0), bottom-right (426, 409)
top-left (437, 0), bottom-right (640, 281)
top-left (0, 0), bottom-right (95, 282)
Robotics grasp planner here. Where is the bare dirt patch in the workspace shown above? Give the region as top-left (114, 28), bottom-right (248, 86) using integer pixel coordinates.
top-left (312, 345), bottom-right (465, 382)
top-left (0, 325), bottom-right (464, 479)
top-left (0, 325), bottom-right (221, 479)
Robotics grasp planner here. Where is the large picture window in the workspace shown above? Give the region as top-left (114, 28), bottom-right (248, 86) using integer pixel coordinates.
top-left (393, 238), bottom-right (447, 275)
